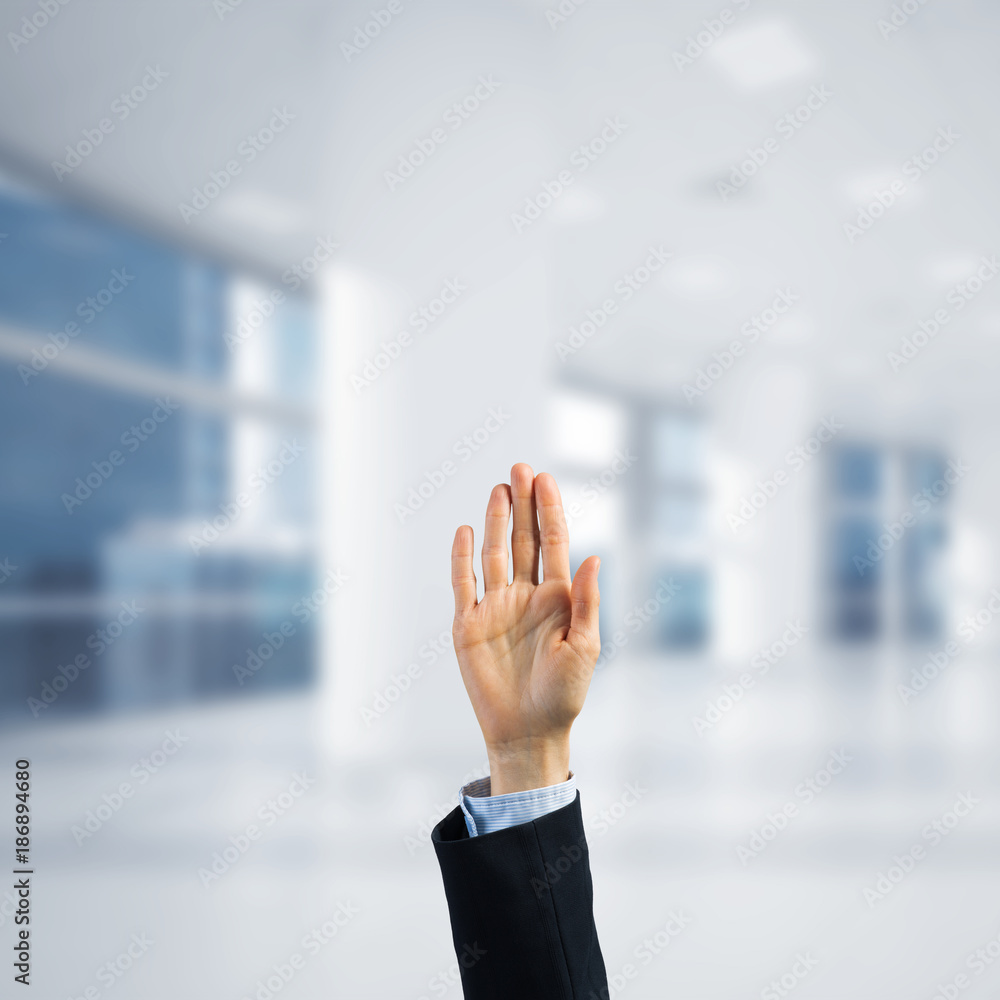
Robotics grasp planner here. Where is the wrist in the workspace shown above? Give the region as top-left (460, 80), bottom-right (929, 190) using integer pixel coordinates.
top-left (486, 734), bottom-right (571, 795)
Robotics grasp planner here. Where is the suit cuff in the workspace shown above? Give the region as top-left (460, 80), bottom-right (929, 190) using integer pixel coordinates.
top-left (459, 771), bottom-right (576, 837)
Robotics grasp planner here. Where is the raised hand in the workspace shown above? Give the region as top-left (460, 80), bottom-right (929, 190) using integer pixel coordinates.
top-left (450, 463), bottom-right (601, 794)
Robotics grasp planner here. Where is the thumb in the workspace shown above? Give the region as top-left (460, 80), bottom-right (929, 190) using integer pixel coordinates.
top-left (567, 555), bottom-right (601, 660)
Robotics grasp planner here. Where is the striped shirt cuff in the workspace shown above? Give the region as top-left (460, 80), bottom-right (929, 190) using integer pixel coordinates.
top-left (459, 771), bottom-right (577, 837)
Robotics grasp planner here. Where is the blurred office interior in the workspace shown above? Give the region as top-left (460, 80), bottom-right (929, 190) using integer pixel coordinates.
top-left (1, 1), bottom-right (999, 997)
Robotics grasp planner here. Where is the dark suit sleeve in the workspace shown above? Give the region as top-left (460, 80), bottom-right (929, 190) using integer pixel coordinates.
top-left (431, 790), bottom-right (608, 1000)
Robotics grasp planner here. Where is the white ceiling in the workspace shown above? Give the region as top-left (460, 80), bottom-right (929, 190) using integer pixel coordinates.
top-left (2, 0), bottom-right (999, 396)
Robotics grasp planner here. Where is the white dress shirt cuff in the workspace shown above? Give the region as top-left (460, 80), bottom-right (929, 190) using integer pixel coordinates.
top-left (459, 771), bottom-right (577, 837)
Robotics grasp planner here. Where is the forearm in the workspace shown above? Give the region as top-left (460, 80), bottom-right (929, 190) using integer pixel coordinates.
top-left (431, 789), bottom-right (609, 1000)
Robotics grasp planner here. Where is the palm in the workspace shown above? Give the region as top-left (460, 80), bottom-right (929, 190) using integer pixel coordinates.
top-left (451, 465), bottom-right (601, 750)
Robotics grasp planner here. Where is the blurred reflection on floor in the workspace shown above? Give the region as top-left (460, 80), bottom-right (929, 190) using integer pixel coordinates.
top-left (6, 667), bottom-right (998, 1000)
